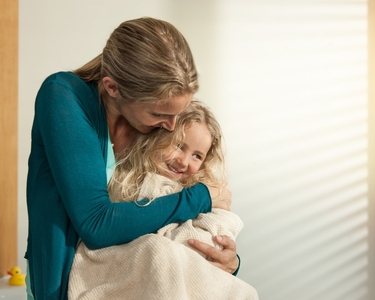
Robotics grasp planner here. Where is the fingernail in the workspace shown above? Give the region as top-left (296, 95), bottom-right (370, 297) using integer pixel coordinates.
top-left (217, 235), bottom-right (223, 241)
top-left (188, 239), bottom-right (195, 245)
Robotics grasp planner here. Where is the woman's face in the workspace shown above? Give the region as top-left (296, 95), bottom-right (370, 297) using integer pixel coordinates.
top-left (158, 122), bottom-right (213, 181)
top-left (118, 94), bottom-right (193, 134)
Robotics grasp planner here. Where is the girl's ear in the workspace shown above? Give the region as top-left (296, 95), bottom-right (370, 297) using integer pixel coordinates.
top-left (102, 77), bottom-right (120, 98)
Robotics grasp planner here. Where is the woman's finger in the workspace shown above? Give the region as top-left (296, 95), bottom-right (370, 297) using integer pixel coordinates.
top-left (188, 236), bottom-right (239, 274)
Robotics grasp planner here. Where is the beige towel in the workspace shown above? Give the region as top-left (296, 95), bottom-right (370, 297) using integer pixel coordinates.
top-left (69, 234), bottom-right (258, 300)
top-left (68, 173), bottom-right (258, 300)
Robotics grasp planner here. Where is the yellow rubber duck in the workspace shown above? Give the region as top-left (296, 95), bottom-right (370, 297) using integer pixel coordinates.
top-left (7, 266), bottom-right (26, 286)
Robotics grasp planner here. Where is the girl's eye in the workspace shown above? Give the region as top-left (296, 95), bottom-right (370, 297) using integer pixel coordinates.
top-left (192, 154), bottom-right (202, 160)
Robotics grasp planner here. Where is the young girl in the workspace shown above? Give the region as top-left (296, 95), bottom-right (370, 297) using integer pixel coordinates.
top-left (68, 100), bottom-right (258, 300)
top-left (110, 99), bottom-right (243, 254)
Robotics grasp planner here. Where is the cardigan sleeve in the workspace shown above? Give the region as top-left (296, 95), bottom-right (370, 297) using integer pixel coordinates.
top-left (31, 73), bottom-right (212, 250)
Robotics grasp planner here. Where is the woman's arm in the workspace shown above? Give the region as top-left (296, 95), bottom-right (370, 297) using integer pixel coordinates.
top-left (33, 73), bottom-right (211, 249)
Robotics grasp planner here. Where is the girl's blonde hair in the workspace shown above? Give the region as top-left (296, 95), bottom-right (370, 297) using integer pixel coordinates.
top-left (74, 17), bottom-right (199, 104)
top-left (108, 100), bottom-right (227, 202)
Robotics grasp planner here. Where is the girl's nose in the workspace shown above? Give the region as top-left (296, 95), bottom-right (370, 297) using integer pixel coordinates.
top-left (175, 152), bottom-right (188, 168)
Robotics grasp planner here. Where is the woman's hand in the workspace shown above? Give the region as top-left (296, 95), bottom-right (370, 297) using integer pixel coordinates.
top-left (207, 184), bottom-right (232, 211)
top-left (188, 235), bottom-right (239, 274)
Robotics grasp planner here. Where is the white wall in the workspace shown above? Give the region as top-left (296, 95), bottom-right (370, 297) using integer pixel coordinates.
top-left (19, 1), bottom-right (373, 299)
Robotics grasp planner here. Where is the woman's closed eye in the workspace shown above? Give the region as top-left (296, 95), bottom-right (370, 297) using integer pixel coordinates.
top-left (151, 113), bottom-right (163, 118)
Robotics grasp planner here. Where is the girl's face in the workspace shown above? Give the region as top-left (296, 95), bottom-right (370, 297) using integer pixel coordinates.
top-left (117, 94), bottom-right (193, 134)
top-left (159, 122), bottom-right (212, 181)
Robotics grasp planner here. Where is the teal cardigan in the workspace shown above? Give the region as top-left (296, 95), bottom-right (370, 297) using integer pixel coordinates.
top-left (26, 72), bottom-right (212, 300)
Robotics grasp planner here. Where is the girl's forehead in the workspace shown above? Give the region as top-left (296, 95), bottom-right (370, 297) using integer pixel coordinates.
top-left (185, 122), bottom-right (212, 145)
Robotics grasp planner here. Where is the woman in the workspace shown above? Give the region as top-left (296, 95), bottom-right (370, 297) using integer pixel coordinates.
top-left (26, 17), bottom-right (238, 300)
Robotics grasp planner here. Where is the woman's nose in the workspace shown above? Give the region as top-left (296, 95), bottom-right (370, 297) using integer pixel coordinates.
top-left (161, 116), bottom-right (177, 131)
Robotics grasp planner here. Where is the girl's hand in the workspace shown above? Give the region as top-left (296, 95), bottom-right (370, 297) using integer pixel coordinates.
top-left (188, 235), bottom-right (239, 274)
top-left (207, 184), bottom-right (232, 211)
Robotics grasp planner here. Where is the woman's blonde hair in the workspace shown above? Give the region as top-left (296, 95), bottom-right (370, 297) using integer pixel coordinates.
top-left (74, 17), bottom-right (199, 103)
top-left (108, 100), bottom-right (227, 202)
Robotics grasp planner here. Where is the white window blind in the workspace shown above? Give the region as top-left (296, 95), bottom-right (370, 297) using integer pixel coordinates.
top-left (212, 1), bottom-right (370, 299)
